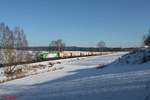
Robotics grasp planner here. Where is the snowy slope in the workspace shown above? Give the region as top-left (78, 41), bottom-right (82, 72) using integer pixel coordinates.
top-left (0, 52), bottom-right (150, 100)
top-left (115, 48), bottom-right (150, 64)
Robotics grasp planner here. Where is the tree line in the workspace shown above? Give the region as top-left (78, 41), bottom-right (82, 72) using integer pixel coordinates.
top-left (49, 40), bottom-right (106, 52)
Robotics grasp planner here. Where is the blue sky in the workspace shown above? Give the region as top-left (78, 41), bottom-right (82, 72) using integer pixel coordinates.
top-left (0, 0), bottom-right (150, 47)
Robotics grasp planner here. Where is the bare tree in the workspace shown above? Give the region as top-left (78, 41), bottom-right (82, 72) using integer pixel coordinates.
top-left (49, 40), bottom-right (57, 51)
top-left (0, 22), bottom-right (28, 76)
top-left (49, 39), bottom-right (65, 52)
top-left (97, 41), bottom-right (106, 48)
top-left (97, 41), bottom-right (106, 54)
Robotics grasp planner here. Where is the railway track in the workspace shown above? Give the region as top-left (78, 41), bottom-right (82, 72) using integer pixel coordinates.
top-left (0, 54), bottom-right (100, 68)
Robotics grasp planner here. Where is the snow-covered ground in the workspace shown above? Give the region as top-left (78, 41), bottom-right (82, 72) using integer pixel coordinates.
top-left (0, 52), bottom-right (150, 100)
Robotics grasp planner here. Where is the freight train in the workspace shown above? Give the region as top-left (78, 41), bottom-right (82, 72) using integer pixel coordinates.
top-left (39, 51), bottom-right (112, 60)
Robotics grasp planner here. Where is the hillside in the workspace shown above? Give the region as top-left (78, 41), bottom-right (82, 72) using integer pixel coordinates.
top-left (0, 51), bottom-right (150, 100)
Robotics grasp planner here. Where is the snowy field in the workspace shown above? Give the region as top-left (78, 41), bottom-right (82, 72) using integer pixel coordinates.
top-left (0, 52), bottom-right (150, 100)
